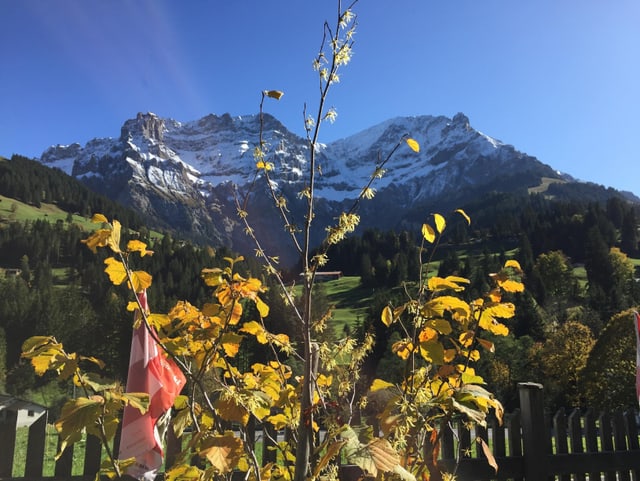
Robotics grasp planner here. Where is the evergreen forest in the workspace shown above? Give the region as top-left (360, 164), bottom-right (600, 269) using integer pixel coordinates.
top-left (1, 154), bottom-right (639, 417)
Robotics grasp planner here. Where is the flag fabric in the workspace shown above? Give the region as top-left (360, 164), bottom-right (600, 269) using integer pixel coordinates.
top-left (635, 311), bottom-right (640, 407)
top-left (119, 290), bottom-right (186, 481)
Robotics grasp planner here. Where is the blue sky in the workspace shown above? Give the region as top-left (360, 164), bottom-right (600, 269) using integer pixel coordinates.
top-left (1, 1), bottom-right (639, 195)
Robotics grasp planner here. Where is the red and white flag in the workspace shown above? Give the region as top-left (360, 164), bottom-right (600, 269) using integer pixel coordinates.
top-left (635, 311), bottom-right (640, 407)
top-left (119, 290), bottom-right (186, 481)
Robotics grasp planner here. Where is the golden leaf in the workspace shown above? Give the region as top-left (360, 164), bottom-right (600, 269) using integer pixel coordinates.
top-left (103, 258), bottom-right (127, 285)
top-left (504, 259), bottom-right (521, 270)
top-left (240, 321), bottom-right (268, 344)
top-left (370, 378), bottom-right (395, 392)
top-left (381, 306), bottom-right (394, 327)
top-left (418, 327), bottom-right (438, 343)
top-left (392, 340), bottom-right (413, 360)
top-left (433, 213), bottom-right (446, 234)
top-left (214, 396), bottom-right (250, 425)
top-left (199, 432), bottom-right (244, 473)
top-left (90, 213), bottom-right (109, 224)
top-left (220, 332), bottom-right (243, 358)
top-left (428, 276), bottom-right (468, 292)
top-left (422, 223), bottom-right (436, 243)
top-left (255, 296), bottom-right (270, 317)
top-left (498, 279), bottom-right (525, 293)
top-left (405, 138), bottom-right (420, 153)
top-left (127, 239), bottom-right (152, 256)
top-left (265, 90), bottom-right (284, 100)
top-left (126, 301), bottom-right (139, 312)
top-left (455, 208), bottom-right (471, 225)
top-left (130, 270), bottom-right (153, 292)
top-left (81, 229), bottom-right (112, 253)
top-left (228, 301), bottom-right (243, 325)
top-left (423, 296), bottom-right (471, 320)
top-left (107, 220), bottom-right (122, 253)
top-left (165, 463), bottom-right (203, 481)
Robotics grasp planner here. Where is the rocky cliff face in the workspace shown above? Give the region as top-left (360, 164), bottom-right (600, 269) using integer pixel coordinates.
top-left (40, 111), bottom-right (565, 263)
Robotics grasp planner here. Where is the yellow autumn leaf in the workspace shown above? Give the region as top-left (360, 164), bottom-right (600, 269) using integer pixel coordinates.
top-left (228, 301), bottom-right (243, 325)
top-left (489, 322), bottom-right (509, 336)
top-left (459, 330), bottom-right (475, 348)
top-left (455, 208), bottom-right (471, 225)
top-left (90, 213), bottom-right (109, 224)
top-left (427, 276), bottom-right (468, 292)
top-left (433, 213), bottom-right (446, 234)
top-left (369, 378), bottom-right (395, 392)
top-left (423, 296), bottom-right (471, 320)
top-left (220, 332), bottom-right (244, 358)
top-left (498, 279), bottom-right (525, 293)
top-left (127, 239), bottom-right (151, 256)
top-left (104, 257), bottom-right (127, 285)
top-left (484, 303), bottom-right (516, 320)
top-left (421, 223), bottom-right (436, 243)
top-left (201, 267), bottom-right (225, 287)
top-left (126, 301), bottom-right (139, 312)
top-left (426, 318), bottom-right (452, 335)
top-left (317, 374), bottom-right (333, 388)
top-left (405, 138), bottom-right (420, 153)
top-left (199, 432), bottom-right (244, 473)
top-left (265, 89), bottom-right (284, 100)
top-left (214, 396), bottom-right (250, 426)
top-left (130, 270), bottom-right (152, 292)
top-left (391, 340), bottom-right (413, 360)
top-left (255, 296), bottom-right (270, 317)
top-left (418, 327), bottom-right (438, 343)
top-left (381, 305), bottom-right (394, 327)
top-left (81, 229), bottom-right (112, 253)
top-left (266, 413), bottom-right (290, 430)
top-left (504, 259), bottom-right (522, 270)
top-left (107, 220), bottom-right (122, 253)
top-left (165, 464), bottom-right (203, 481)
top-left (240, 321), bottom-right (268, 344)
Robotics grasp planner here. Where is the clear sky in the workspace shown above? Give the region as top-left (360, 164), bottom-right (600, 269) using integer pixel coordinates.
top-left (1, 1), bottom-right (639, 195)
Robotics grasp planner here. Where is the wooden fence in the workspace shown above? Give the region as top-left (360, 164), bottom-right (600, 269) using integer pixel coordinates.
top-left (1, 383), bottom-right (639, 481)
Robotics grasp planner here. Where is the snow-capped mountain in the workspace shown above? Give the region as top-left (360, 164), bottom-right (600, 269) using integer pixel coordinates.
top-left (39, 111), bottom-right (567, 263)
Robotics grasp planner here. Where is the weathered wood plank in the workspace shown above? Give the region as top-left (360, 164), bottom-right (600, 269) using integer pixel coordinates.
top-left (584, 408), bottom-right (601, 481)
top-left (568, 409), bottom-right (585, 481)
top-left (553, 409), bottom-right (570, 481)
top-left (0, 410), bottom-right (18, 477)
top-left (25, 414), bottom-right (47, 478)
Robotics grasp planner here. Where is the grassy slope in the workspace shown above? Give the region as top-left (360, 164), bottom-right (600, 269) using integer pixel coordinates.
top-left (323, 276), bottom-right (373, 335)
top-left (0, 194), bottom-right (96, 229)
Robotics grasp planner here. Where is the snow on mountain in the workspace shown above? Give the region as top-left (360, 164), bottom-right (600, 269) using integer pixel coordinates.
top-left (38, 110), bottom-right (565, 260)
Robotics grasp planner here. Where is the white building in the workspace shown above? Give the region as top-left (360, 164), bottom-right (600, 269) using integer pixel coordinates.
top-left (0, 394), bottom-right (48, 428)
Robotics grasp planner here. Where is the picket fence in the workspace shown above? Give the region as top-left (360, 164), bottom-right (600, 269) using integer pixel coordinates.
top-left (1, 383), bottom-right (639, 481)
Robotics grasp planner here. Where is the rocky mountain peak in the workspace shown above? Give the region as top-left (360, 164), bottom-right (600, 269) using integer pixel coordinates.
top-left (120, 112), bottom-right (166, 143)
top-left (36, 111), bottom-right (590, 264)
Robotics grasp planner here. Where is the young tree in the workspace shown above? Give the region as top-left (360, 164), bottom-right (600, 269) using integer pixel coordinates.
top-left (20, 4), bottom-right (518, 481)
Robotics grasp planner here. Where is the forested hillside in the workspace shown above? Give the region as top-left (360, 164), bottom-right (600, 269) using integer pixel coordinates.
top-left (0, 153), bottom-right (639, 417)
top-left (0, 155), bottom-right (142, 227)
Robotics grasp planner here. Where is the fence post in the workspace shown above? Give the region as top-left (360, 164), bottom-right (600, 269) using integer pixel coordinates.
top-left (518, 382), bottom-right (549, 481)
top-left (0, 409), bottom-right (18, 477)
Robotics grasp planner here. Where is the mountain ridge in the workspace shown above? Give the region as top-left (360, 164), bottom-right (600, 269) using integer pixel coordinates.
top-left (37, 111), bottom-right (639, 264)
